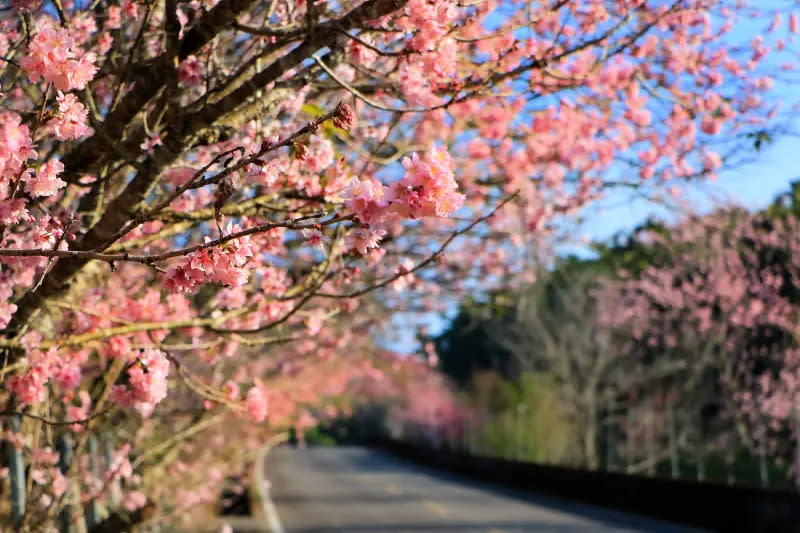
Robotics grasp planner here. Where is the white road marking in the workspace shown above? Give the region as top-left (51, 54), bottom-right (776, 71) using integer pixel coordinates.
top-left (423, 500), bottom-right (450, 517)
top-left (384, 484), bottom-right (404, 494)
top-left (262, 482), bottom-right (286, 533)
top-left (253, 433), bottom-right (290, 533)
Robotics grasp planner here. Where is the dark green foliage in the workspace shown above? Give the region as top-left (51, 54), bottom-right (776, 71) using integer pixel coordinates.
top-left (433, 294), bottom-right (517, 388)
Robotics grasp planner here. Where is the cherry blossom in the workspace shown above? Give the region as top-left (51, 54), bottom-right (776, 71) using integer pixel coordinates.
top-left (244, 385), bottom-right (269, 423)
top-left (110, 349), bottom-right (170, 417)
top-left (47, 91), bottom-right (91, 140)
top-left (19, 25), bottom-right (97, 91)
top-left (179, 55), bottom-right (205, 88)
top-left (22, 159), bottom-right (66, 197)
top-left (0, 111), bottom-right (36, 180)
top-left (163, 227), bottom-right (255, 293)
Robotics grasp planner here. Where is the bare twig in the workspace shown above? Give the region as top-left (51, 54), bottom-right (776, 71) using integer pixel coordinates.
top-left (0, 408), bottom-right (112, 427)
top-left (315, 193), bottom-right (519, 298)
top-left (0, 213), bottom-right (352, 264)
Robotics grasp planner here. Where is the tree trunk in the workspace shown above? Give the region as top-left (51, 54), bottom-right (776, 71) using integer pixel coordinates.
top-left (584, 394), bottom-right (599, 470)
top-left (6, 415), bottom-right (25, 527)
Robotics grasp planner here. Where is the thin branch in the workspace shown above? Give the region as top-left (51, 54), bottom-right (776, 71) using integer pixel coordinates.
top-left (132, 413), bottom-right (225, 468)
top-left (0, 213), bottom-right (352, 264)
top-left (0, 309), bottom-right (247, 349)
top-left (98, 107), bottom-right (343, 249)
top-left (232, 21), bottom-right (304, 39)
top-left (336, 28), bottom-right (413, 57)
top-left (312, 53), bottom-right (458, 113)
top-left (315, 193), bottom-right (519, 298)
top-left (0, 407), bottom-right (112, 427)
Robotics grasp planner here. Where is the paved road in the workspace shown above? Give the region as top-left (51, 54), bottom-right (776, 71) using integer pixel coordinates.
top-left (263, 446), bottom-right (700, 533)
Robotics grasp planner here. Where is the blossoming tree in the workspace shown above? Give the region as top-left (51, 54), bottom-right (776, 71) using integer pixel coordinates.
top-left (598, 208), bottom-right (800, 480)
top-left (0, 0), bottom-right (796, 528)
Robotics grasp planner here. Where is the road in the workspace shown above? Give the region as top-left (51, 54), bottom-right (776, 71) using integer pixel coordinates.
top-left (263, 446), bottom-right (700, 533)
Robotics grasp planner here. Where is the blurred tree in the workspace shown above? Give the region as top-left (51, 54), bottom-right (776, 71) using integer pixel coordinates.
top-left (433, 294), bottom-right (517, 388)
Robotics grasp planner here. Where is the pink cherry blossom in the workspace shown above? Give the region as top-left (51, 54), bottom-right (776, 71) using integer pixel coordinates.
top-left (244, 385), bottom-right (268, 423)
top-left (345, 226), bottom-right (387, 255)
top-left (140, 133), bottom-right (163, 153)
top-left (179, 55), bottom-right (205, 88)
top-left (390, 258), bottom-right (416, 292)
top-left (47, 92), bottom-right (91, 140)
top-left (123, 491), bottom-right (148, 511)
top-left (66, 390), bottom-right (91, 432)
top-left (246, 159), bottom-right (285, 188)
top-left (0, 111), bottom-right (37, 180)
top-left (0, 198), bottom-right (29, 226)
top-left (305, 135), bottom-right (335, 173)
top-left (163, 227), bottom-right (255, 293)
top-left (391, 145), bottom-right (465, 219)
top-left (22, 159), bottom-right (66, 198)
top-left (0, 273), bottom-right (18, 329)
top-left (305, 309), bottom-right (325, 335)
top-left (110, 349), bottom-right (170, 417)
top-left (302, 229), bottom-right (326, 250)
top-left (19, 26), bottom-right (97, 91)
top-left (223, 380), bottom-right (240, 401)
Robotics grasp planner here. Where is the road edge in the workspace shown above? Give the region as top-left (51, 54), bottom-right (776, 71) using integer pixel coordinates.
top-left (250, 432), bottom-right (289, 532)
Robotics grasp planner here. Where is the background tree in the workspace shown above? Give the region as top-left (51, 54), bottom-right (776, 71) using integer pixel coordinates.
top-left (488, 267), bottom-right (629, 470)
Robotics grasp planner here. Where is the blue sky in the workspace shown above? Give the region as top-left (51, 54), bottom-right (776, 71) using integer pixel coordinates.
top-left (560, 132), bottom-right (799, 257)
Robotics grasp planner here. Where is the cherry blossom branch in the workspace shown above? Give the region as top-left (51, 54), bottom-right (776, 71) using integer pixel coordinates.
top-left (213, 226), bottom-right (344, 334)
top-left (131, 340), bottom-right (225, 351)
top-left (97, 146), bottom-right (246, 248)
top-left (168, 353), bottom-right (244, 408)
top-left (315, 193), bottom-right (519, 298)
top-left (99, 106), bottom-right (345, 249)
top-left (0, 407), bottom-right (112, 427)
top-left (0, 213), bottom-right (352, 265)
top-left (0, 306), bottom-right (298, 353)
top-left (312, 53), bottom-right (457, 113)
top-left (335, 29), bottom-right (413, 57)
top-left (0, 55), bottom-right (20, 68)
top-left (4, 1), bottom-right (408, 337)
top-left (0, 309), bottom-right (248, 350)
top-left (51, 0), bottom-right (69, 27)
top-left (31, 219), bottom-right (75, 293)
top-left (154, 194), bottom-right (287, 223)
top-left (229, 335), bottom-right (303, 347)
top-left (213, 287), bottom-right (319, 336)
top-left (232, 21), bottom-right (304, 39)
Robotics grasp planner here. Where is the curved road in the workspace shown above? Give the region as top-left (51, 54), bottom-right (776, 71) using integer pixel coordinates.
top-left (263, 446), bottom-right (700, 533)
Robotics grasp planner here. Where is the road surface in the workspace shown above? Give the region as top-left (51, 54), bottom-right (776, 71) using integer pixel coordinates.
top-left (263, 446), bottom-right (700, 533)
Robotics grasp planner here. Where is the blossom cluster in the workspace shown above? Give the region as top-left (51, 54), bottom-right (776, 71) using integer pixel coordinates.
top-left (0, 111), bottom-right (37, 182)
top-left (0, 0), bottom-right (794, 525)
top-left (0, 272), bottom-right (18, 329)
top-left (19, 25), bottom-right (97, 92)
top-left (22, 159), bottom-right (66, 198)
top-left (7, 343), bottom-right (83, 406)
top-left (244, 385), bottom-right (269, 423)
top-left (341, 146), bottom-right (465, 254)
top-left (163, 227), bottom-right (255, 293)
top-left (110, 349), bottom-right (170, 417)
top-left (47, 91), bottom-right (92, 141)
